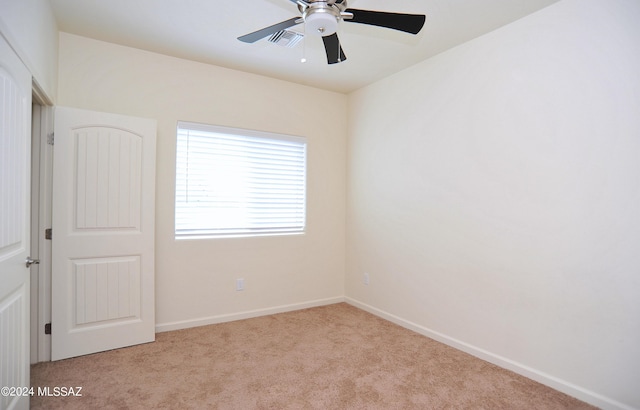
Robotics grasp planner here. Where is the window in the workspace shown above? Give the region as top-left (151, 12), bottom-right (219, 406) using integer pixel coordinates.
top-left (175, 122), bottom-right (306, 238)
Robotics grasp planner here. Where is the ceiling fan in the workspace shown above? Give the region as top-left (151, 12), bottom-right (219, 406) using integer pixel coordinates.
top-left (238, 0), bottom-right (426, 64)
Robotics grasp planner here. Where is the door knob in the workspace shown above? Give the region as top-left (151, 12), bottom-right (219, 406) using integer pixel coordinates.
top-left (26, 257), bottom-right (40, 268)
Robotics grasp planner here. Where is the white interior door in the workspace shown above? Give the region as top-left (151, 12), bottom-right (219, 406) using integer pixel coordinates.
top-left (0, 36), bottom-right (32, 410)
top-left (51, 107), bottom-right (157, 361)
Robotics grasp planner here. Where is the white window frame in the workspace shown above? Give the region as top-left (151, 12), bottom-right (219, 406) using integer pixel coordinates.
top-left (175, 121), bottom-right (307, 239)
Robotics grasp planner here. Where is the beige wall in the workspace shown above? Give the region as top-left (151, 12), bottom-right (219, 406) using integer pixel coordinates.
top-left (346, 0), bottom-right (640, 409)
top-left (0, 0), bottom-right (58, 101)
top-left (57, 33), bottom-right (347, 329)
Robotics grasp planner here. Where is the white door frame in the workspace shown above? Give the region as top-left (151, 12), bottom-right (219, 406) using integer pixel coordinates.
top-left (29, 96), bottom-right (54, 363)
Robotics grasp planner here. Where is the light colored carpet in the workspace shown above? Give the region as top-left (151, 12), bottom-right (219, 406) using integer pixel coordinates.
top-left (31, 303), bottom-right (596, 409)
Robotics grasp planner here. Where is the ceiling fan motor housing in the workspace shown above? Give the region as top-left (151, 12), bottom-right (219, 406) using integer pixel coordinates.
top-left (301, 2), bottom-right (343, 37)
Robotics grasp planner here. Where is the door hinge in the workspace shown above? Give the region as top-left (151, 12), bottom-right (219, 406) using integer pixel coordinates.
top-left (44, 323), bottom-right (51, 335)
top-left (47, 132), bottom-right (54, 145)
top-left (45, 228), bottom-right (52, 240)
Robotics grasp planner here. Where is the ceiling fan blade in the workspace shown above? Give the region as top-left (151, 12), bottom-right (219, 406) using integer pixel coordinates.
top-left (345, 9), bottom-right (426, 35)
top-left (322, 33), bottom-right (347, 65)
top-left (238, 17), bottom-right (301, 43)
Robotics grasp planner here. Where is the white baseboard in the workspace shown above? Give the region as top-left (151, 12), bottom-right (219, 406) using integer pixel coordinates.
top-left (345, 297), bottom-right (635, 410)
top-left (155, 296), bottom-right (345, 333)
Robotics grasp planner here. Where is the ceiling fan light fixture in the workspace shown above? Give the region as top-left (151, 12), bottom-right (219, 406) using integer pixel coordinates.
top-left (304, 7), bottom-right (339, 37)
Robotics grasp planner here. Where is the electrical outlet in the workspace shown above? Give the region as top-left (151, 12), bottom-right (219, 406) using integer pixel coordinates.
top-left (364, 273), bottom-right (370, 286)
top-left (236, 278), bottom-right (245, 291)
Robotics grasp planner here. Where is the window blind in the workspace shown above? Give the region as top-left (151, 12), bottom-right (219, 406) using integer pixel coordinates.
top-left (175, 122), bottom-right (306, 238)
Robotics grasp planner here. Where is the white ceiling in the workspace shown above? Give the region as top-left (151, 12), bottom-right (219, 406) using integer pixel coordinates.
top-left (50, 0), bottom-right (560, 93)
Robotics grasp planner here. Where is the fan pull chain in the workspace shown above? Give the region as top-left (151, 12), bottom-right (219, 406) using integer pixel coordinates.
top-left (336, 22), bottom-right (343, 63)
top-left (301, 24), bottom-right (308, 63)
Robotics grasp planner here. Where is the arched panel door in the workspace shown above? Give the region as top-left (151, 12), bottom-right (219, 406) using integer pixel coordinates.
top-left (52, 107), bottom-right (156, 360)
